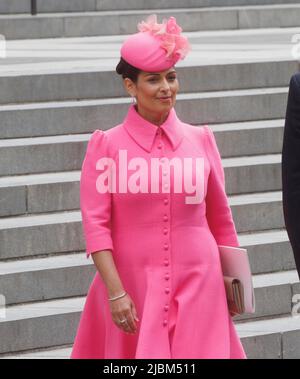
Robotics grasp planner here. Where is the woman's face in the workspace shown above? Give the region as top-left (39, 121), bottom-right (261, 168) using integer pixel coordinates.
top-left (125, 67), bottom-right (179, 117)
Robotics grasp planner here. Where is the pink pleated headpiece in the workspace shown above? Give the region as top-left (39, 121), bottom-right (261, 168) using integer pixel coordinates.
top-left (120, 14), bottom-right (191, 72)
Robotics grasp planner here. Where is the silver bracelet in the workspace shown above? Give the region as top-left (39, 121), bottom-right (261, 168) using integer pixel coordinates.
top-left (108, 291), bottom-right (127, 301)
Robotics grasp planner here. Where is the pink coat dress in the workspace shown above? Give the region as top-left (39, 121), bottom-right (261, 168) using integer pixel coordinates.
top-left (70, 103), bottom-right (247, 359)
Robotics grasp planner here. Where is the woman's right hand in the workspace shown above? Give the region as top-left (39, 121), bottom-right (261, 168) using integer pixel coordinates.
top-left (109, 293), bottom-right (139, 334)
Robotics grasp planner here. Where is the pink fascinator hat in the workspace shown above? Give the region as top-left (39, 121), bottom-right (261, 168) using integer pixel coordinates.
top-left (120, 14), bottom-right (191, 72)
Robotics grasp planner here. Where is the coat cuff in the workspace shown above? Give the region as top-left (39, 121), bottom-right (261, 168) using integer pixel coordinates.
top-left (85, 234), bottom-right (114, 259)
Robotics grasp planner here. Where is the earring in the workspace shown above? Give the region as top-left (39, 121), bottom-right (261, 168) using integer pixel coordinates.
top-left (131, 95), bottom-right (136, 104)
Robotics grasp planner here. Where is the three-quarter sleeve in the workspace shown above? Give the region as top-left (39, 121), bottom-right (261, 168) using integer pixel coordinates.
top-left (80, 129), bottom-right (114, 259)
top-left (203, 125), bottom-right (239, 247)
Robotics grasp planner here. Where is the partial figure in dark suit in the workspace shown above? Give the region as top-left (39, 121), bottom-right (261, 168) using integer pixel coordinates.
top-left (282, 72), bottom-right (300, 280)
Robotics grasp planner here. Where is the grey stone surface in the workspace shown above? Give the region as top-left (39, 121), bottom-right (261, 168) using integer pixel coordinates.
top-left (0, 345), bottom-right (72, 359)
top-left (27, 181), bottom-right (80, 214)
top-left (214, 121), bottom-right (284, 157)
top-left (37, 0), bottom-right (97, 13)
top-left (0, 71), bottom-right (121, 104)
top-left (239, 6), bottom-right (300, 29)
top-left (292, 282), bottom-right (300, 299)
top-left (241, 333), bottom-right (282, 359)
top-left (0, 9), bottom-right (236, 39)
top-left (236, 315), bottom-right (300, 359)
top-left (236, 283), bottom-right (292, 321)
top-left (1, 0), bottom-right (299, 14)
top-left (0, 91), bottom-right (289, 143)
top-left (225, 157), bottom-right (281, 194)
top-left (0, 136), bottom-right (282, 179)
top-left (246, 239), bottom-right (296, 274)
top-left (0, 17), bottom-right (64, 40)
top-left (282, 330), bottom-right (300, 359)
top-left (97, 0), bottom-right (300, 11)
top-left (0, 117), bottom-right (285, 160)
top-left (0, 0), bottom-right (100, 15)
top-left (0, 0), bottom-right (30, 14)
top-left (175, 89), bottom-right (288, 125)
top-left (0, 140), bottom-right (87, 175)
top-left (0, 296), bottom-right (299, 357)
top-left (0, 296), bottom-right (298, 357)
top-left (0, 253), bottom-right (295, 321)
top-left (0, 259), bottom-right (95, 306)
top-left (0, 60), bottom-right (294, 104)
top-left (0, 311), bottom-right (80, 354)
top-left (69, 5), bottom-right (300, 38)
top-left (1, 5), bottom-right (300, 39)
top-left (0, 158), bottom-right (282, 217)
top-left (230, 192), bottom-right (283, 233)
top-left (0, 186), bottom-right (26, 217)
top-left (0, 215), bottom-right (85, 259)
top-left (0, 193), bottom-right (283, 260)
top-left (0, 102), bottom-right (112, 139)
top-left (0, 171), bottom-right (81, 217)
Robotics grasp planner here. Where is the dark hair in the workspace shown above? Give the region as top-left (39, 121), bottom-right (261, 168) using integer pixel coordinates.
top-left (115, 57), bottom-right (141, 83)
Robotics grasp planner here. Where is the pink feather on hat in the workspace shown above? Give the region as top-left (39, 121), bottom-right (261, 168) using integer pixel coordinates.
top-left (120, 14), bottom-right (191, 72)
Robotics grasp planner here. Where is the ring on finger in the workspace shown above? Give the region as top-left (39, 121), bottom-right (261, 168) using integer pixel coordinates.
top-left (118, 318), bottom-right (127, 324)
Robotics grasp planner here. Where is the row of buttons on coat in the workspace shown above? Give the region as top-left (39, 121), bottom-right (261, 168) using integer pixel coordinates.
top-left (163, 209), bottom-right (170, 327)
top-left (156, 127), bottom-right (171, 327)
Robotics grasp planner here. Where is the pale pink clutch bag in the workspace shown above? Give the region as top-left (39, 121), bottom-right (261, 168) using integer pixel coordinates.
top-left (218, 245), bottom-right (255, 317)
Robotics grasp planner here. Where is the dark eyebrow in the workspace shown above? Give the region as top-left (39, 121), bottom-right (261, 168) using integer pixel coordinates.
top-left (144, 73), bottom-right (160, 76)
top-left (144, 70), bottom-right (177, 77)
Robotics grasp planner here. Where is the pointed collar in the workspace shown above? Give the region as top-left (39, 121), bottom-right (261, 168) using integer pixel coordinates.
top-left (122, 104), bottom-right (184, 152)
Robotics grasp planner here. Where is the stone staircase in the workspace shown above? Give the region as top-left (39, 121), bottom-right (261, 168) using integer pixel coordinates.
top-left (0, 0), bottom-right (300, 359)
top-left (1, 1), bottom-right (300, 39)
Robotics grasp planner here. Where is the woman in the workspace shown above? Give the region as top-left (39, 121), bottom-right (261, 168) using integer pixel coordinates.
top-left (70, 14), bottom-right (247, 359)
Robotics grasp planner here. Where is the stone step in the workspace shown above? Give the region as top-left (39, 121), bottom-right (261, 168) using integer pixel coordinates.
top-left (230, 190), bottom-right (283, 233)
top-left (0, 153), bottom-right (281, 217)
top-left (0, 171), bottom-right (80, 217)
top-left (235, 269), bottom-right (299, 323)
top-left (0, 0), bottom-right (96, 14)
top-left (0, 119), bottom-right (285, 162)
top-left (1, 71), bottom-right (288, 138)
top-left (0, 134), bottom-right (88, 176)
top-left (224, 154), bottom-right (282, 194)
top-left (0, 241), bottom-right (298, 317)
top-left (84, 0), bottom-right (300, 12)
top-left (0, 345), bottom-right (72, 359)
top-left (236, 315), bottom-right (300, 359)
top-left (0, 125), bottom-right (283, 174)
top-left (0, 56), bottom-right (295, 104)
top-left (239, 229), bottom-right (295, 275)
top-left (0, 53), bottom-right (286, 131)
top-left (0, 88), bottom-right (289, 141)
top-left (0, 191), bottom-right (284, 260)
top-left (2, 26), bottom-right (297, 67)
top-left (0, 210), bottom-right (84, 260)
top-left (211, 118), bottom-right (284, 158)
top-left (0, 296), bottom-right (84, 354)
top-left (0, 278), bottom-right (299, 357)
top-left (0, 253), bottom-right (95, 306)
top-left (1, 4), bottom-right (300, 39)
top-left (1, 0), bottom-right (299, 14)
top-left (2, 313), bottom-right (300, 358)
top-left (0, 223), bottom-right (294, 274)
